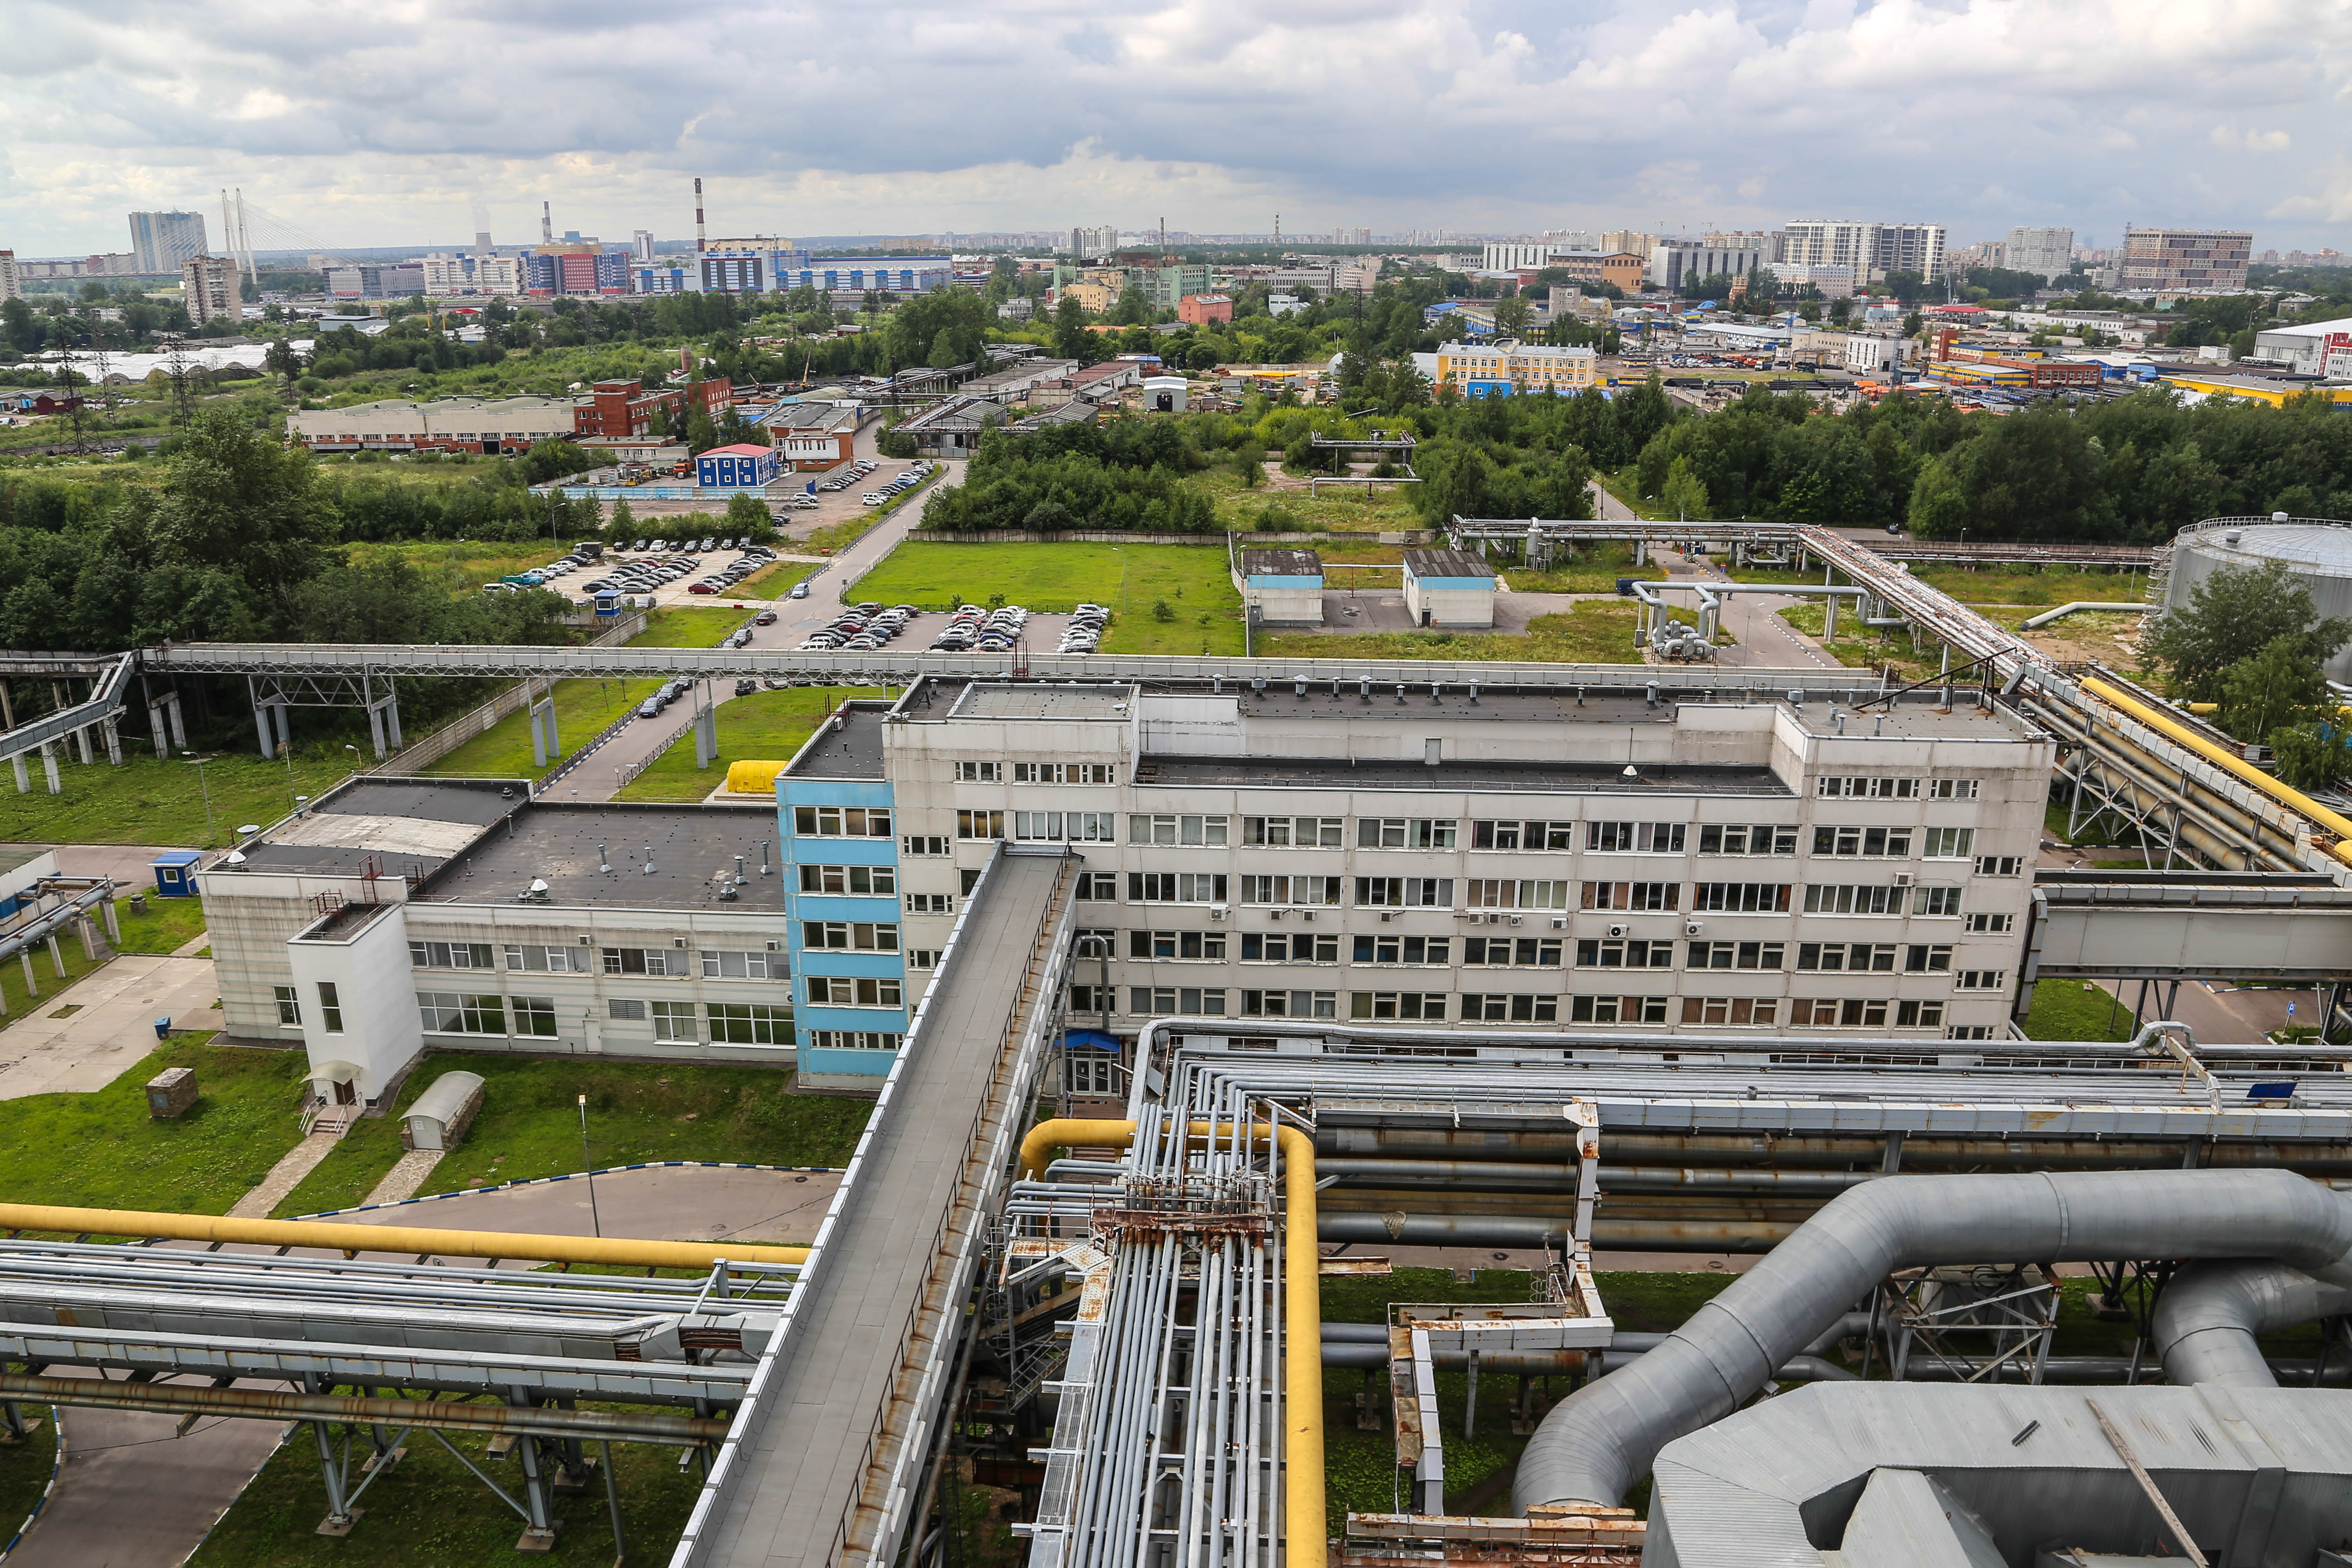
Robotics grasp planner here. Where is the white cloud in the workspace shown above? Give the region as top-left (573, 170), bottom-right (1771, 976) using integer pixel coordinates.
top-left (0, 0), bottom-right (2346, 251)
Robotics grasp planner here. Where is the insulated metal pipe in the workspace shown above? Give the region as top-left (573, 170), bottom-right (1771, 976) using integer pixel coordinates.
top-left (2152, 1261), bottom-right (2352, 1388)
top-left (1512, 1169), bottom-right (2352, 1514)
top-left (1318, 1128), bottom-right (2352, 1175)
top-left (1316, 1212), bottom-right (1794, 1251)
top-left (1319, 1160), bottom-right (1880, 1195)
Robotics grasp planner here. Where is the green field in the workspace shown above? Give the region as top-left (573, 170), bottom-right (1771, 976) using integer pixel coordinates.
top-left (343, 537), bottom-right (577, 598)
top-left (1262, 603), bottom-right (1642, 664)
top-left (273, 1053), bottom-right (873, 1218)
top-left (2018, 977), bottom-right (2141, 1042)
top-left (848, 541), bottom-right (1243, 650)
top-left (727, 558), bottom-right (823, 598)
top-left (0, 746), bottom-right (358, 849)
top-left (0, 1035), bottom-right (310, 1215)
top-left (108, 894), bottom-right (209, 955)
top-left (1201, 470), bottom-right (1425, 535)
top-left (0, 1400), bottom-right (55, 1543)
top-left (1496, 541), bottom-right (1642, 594)
top-left (1913, 564), bottom-right (2147, 607)
top-left (636, 605), bottom-right (753, 647)
top-left (615, 687), bottom-right (889, 803)
top-left (1775, 602), bottom-right (1940, 681)
top-left (422, 677), bottom-right (654, 781)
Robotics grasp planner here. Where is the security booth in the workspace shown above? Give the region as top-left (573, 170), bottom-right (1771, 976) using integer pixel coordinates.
top-left (150, 849), bottom-right (204, 898)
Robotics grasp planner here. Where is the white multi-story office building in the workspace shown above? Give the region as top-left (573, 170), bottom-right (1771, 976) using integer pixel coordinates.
top-left (2006, 227), bottom-right (2076, 283)
top-left (127, 210), bottom-right (208, 275)
top-left (1781, 221), bottom-right (1946, 282)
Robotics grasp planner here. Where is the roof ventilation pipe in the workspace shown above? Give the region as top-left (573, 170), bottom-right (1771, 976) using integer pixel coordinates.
top-left (2153, 1261), bottom-right (2352, 1388)
top-left (1511, 1165), bottom-right (2352, 1516)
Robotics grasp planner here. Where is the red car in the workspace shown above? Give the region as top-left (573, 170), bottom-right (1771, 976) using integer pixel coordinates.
top-left (687, 582), bottom-right (717, 594)
top-left (754, 610), bottom-right (778, 626)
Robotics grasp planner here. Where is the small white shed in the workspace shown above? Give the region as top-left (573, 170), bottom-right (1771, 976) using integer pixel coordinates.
top-left (402, 1070), bottom-right (486, 1151)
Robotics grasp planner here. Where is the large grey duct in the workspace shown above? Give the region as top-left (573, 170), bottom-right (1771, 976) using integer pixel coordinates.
top-left (2152, 1259), bottom-right (2352, 1388)
top-left (1511, 1169), bottom-right (2352, 1514)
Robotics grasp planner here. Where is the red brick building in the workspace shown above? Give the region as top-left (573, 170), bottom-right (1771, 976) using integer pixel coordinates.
top-left (572, 377), bottom-right (734, 440)
top-left (1178, 293), bottom-right (1234, 326)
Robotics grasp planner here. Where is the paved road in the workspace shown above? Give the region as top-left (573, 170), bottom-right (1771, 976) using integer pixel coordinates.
top-left (0, 953), bottom-right (219, 1100)
top-left (5, 1165), bottom-right (833, 1565)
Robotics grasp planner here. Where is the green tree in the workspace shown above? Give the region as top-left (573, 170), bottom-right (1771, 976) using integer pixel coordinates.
top-left (1661, 455), bottom-right (1710, 520)
top-left (725, 490), bottom-right (775, 543)
top-left (1744, 267), bottom-right (1780, 305)
top-left (608, 496), bottom-right (636, 544)
top-left (2147, 559), bottom-right (2352, 702)
top-left (1492, 294), bottom-right (1532, 337)
top-left (2218, 633), bottom-right (2337, 743)
top-left (2270, 722), bottom-right (2352, 792)
top-left (685, 402), bottom-right (720, 456)
top-left (151, 404), bottom-right (328, 608)
top-left (1052, 294), bottom-right (1092, 361)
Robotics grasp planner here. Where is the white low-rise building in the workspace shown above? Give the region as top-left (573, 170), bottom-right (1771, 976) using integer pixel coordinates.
top-left (288, 395), bottom-right (579, 454)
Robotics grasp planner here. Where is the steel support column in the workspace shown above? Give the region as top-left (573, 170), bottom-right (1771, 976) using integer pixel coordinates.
top-left (39, 742), bottom-right (59, 795)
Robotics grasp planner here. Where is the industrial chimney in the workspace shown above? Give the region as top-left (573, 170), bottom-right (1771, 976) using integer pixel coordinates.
top-left (540, 200), bottom-right (553, 244)
top-left (696, 177), bottom-right (706, 255)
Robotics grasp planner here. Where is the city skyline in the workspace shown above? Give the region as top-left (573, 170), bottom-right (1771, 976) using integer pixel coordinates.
top-left (1, 0), bottom-right (2348, 257)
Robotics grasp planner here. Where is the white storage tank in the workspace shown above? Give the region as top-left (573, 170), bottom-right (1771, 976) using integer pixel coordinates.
top-left (2164, 517), bottom-right (2352, 682)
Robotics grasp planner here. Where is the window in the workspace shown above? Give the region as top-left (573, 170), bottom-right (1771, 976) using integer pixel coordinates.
top-left (417, 991), bottom-right (504, 1034)
top-left (410, 940), bottom-right (495, 970)
top-left (1353, 935), bottom-right (1452, 965)
top-left (513, 996), bottom-right (559, 1037)
top-left (1471, 820), bottom-right (1577, 851)
top-left (802, 921), bottom-right (899, 951)
top-left (956, 760), bottom-right (1002, 781)
top-left (1128, 986), bottom-right (1227, 1016)
top-left (1812, 826), bottom-right (1914, 858)
top-left (1075, 872), bottom-right (1119, 900)
top-left (1896, 999), bottom-right (1946, 1027)
top-left (1974, 855), bottom-right (2023, 877)
top-left (1679, 997), bottom-right (1781, 1025)
top-left (907, 949), bottom-right (940, 970)
top-left (1013, 811), bottom-right (1117, 842)
top-left (1240, 989), bottom-right (1336, 1018)
top-left (1917, 887), bottom-right (1965, 917)
top-left (808, 976), bottom-right (904, 1007)
top-left (1904, 944), bottom-right (1954, 974)
top-left (1964, 911), bottom-right (2013, 934)
top-left (1350, 992), bottom-right (1448, 1020)
top-left (1698, 824), bottom-right (1799, 856)
top-left (1243, 816), bottom-right (1345, 848)
top-left (1129, 872), bottom-right (1228, 903)
top-left (960, 868), bottom-right (983, 895)
top-left (1127, 814), bottom-right (1229, 846)
top-left (1129, 930), bottom-right (1227, 960)
top-left (1068, 1054), bottom-right (1118, 1095)
top-left (1954, 970), bottom-right (2007, 991)
top-left (1690, 882), bottom-right (1788, 913)
top-left (1587, 821), bottom-right (1687, 853)
top-left (1356, 877), bottom-right (1402, 908)
top-left (1471, 879), bottom-right (1573, 910)
top-left (807, 1030), bottom-right (904, 1050)
top-left (1796, 942), bottom-right (1898, 972)
top-left (1240, 874), bottom-right (1342, 905)
top-left (1356, 818), bottom-right (1457, 849)
top-left (273, 985), bottom-right (300, 1026)
top-left (608, 999), bottom-right (647, 1021)
top-left (1069, 982), bottom-right (1111, 1012)
top-left (1467, 992), bottom-right (1565, 1022)
top-left (1802, 885), bottom-right (1906, 915)
top-left (1466, 936), bottom-right (1563, 967)
top-left (602, 947), bottom-right (680, 976)
top-left (701, 951), bottom-right (775, 979)
top-left (1922, 827), bottom-right (1975, 859)
top-left (1947, 1024), bottom-right (1996, 1041)
top-left (504, 943), bottom-right (583, 973)
top-left (794, 805), bottom-right (892, 837)
top-left (1789, 997), bottom-right (1891, 1027)
top-left (317, 982), bottom-right (344, 1034)
top-left (902, 835), bottom-right (950, 858)
top-left (648, 1000), bottom-right (696, 1041)
top-left (1687, 940), bottom-right (1784, 970)
top-left (957, 809), bottom-right (1005, 840)
top-left (800, 864), bottom-right (898, 895)
top-left (1240, 932), bottom-right (1339, 963)
top-left (1575, 937), bottom-right (1672, 969)
top-left (1389, 877), bottom-right (1453, 907)
top-left (707, 1003), bottom-right (790, 1044)
top-left (904, 893), bottom-right (954, 915)
top-left (1928, 779), bottom-right (1979, 800)
top-left (1816, 776), bottom-right (1916, 799)
top-left (1017, 761), bottom-right (1115, 784)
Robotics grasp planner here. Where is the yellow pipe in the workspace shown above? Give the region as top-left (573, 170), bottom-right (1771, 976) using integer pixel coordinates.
top-left (1020, 1118), bottom-right (1326, 1568)
top-left (2081, 676), bottom-right (2352, 869)
top-left (0, 1202), bottom-right (808, 1271)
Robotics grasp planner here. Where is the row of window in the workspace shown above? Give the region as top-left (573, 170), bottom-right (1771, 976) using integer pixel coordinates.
top-left (935, 810), bottom-right (1996, 854)
top-left (603, 998), bottom-right (790, 1044)
top-left (1817, 776), bottom-right (1977, 799)
top-left (953, 761), bottom-right (1116, 785)
top-left (1080, 983), bottom-right (2004, 1024)
top-left (806, 975), bottom-right (904, 1008)
top-left (1066, 871), bottom-right (2017, 914)
top-left (411, 942), bottom-right (783, 980)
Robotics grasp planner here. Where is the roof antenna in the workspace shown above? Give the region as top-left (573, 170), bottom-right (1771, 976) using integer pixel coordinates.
top-left (598, 843), bottom-right (611, 875)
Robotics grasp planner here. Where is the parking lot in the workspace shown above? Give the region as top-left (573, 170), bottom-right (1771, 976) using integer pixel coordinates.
top-left (793, 602), bottom-right (1101, 654)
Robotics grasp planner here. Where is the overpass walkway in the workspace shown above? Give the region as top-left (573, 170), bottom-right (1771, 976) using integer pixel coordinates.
top-left (676, 846), bottom-right (1079, 1568)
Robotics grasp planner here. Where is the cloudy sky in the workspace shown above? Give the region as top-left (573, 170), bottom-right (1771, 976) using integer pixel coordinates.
top-left (4, 0), bottom-right (2349, 256)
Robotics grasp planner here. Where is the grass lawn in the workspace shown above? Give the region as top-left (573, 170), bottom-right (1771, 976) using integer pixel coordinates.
top-left (0, 924), bottom-right (111, 1023)
top-left (856, 539), bottom-right (1240, 617)
top-left (188, 1405), bottom-right (706, 1567)
top-left (0, 1401), bottom-right (55, 1540)
top-left (1598, 471), bottom-right (1672, 521)
top-left (1774, 603), bottom-right (1941, 682)
top-left (343, 537), bottom-right (577, 598)
top-left (1912, 564), bottom-right (2147, 607)
top-left (0, 746), bottom-right (357, 849)
top-left (422, 677), bottom-right (654, 781)
top-left (1497, 541), bottom-right (1642, 594)
top-left (275, 1053), bottom-right (873, 1218)
top-left (614, 687), bottom-right (889, 804)
top-left (110, 893), bottom-right (209, 954)
top-left (727, 558), bottom-right (821, 598)
top-left (0, 1035), bottom-right (310, 1216)
top-left (636, 605), bottom-right (752, 648)
top-left (1262, 604), bottom-right (1641, 664)
top-left (2019, 977), bottom-right (2140, 1042)
top-left (1201, 470), bottom-right (1427, 535)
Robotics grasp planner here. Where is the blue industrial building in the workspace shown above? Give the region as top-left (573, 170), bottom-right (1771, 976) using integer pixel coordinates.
top-left (695, 444), bottom-right (782, 489)
top-left (778, 709), bottom-right (909, 1085)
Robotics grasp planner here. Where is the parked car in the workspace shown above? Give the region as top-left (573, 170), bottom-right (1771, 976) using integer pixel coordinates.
top-left (754, 609), bottom-right (778, 625)
top-left (637, 697), bottom-right (662, 718)
top-left (735, 676), bottom-right (758, 696)
top-left (789, 582), bottom-right (810, 599)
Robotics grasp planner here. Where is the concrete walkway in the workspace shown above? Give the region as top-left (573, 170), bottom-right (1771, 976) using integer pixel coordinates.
top-left (0, 953), bottom-right (221, 1100)
top-left (225, 1125), bottom-right (349, 1218)
top-left (360, 1148), bottom-right (443, 1206)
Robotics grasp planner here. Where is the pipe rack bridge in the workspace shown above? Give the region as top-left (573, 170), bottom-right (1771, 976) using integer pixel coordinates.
top-left (2024, 870), bottom-right (2352, 983)
top-left (676, 846), bottom-right (1080, 1568)
top-left (0, 649), bottom-right (135, 781)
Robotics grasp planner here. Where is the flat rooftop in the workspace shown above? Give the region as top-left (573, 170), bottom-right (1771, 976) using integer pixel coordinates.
top-left (783, 704), bottom-right (890, 780)
top-left (216, 778), bottom-right (523, 878)
top-left (410, 803), bottom-right (786, 912)
top-left (1227, 685), bottom-right (1674, 726)
top-left (1240, 549), bottom-right (1323, 578)
top-left (947, 684), bottom-right (1136, 722)
top-left (1139, 755), bottom-right (1789, 796)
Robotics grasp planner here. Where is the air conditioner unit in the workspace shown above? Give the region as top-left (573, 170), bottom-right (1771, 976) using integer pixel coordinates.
top-left (766, 939), bottom-right (781, 952)
top-left (1510, 914), bottom-right (1524, 926)
top-left (1210, 904), bottom-right (1229, 921)
top-left (1685, 920), bottom-right (1706, 937)
top-left (1270, 907), bottom-right (1287, 920)
top-left (1607, 924), bottom-right (1629, 939)
top-left (579, 934), bottom-right (592, 945)
top-left (674, 936), bottom-right (689, 948)
top-left (1551, 917), bottom-right (1568, 930)
top-left (1380, 910), bottom-right (1397, 922)
top-left (1301, 910), bottom-right (1315, 922)
top-left (1893, 872), bottom-right (1916, 887)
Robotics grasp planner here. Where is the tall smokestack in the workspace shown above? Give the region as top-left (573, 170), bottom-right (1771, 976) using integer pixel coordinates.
top-left (541, 201), bottom-right (552, 244)
top-left (696, 177), bottom-right (706, 255)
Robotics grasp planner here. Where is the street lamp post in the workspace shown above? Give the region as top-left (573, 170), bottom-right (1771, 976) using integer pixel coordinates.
top-left (578, 1094), bottom-right (603, 1238)
top-left (183, 752), bottom-right (216, 847)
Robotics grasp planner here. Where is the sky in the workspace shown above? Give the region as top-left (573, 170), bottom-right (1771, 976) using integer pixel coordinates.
top-left (3, 0), bottom-right (2350, 257)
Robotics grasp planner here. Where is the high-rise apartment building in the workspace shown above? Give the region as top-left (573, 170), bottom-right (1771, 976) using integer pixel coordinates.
top-left (2120, 227), bottom-right (2252, 293)
top-left (180, 255), bottom-right (237, 325)
top-left (1602, 230), bottom-right (1662, 260)
top-left (2004, 227), bottom-right (2075, 282)
top-left (0, 251), bottom-right (18, 303)
top-left (1780, 220), bottom-right (1945, 281)
top-left (127, 211), bottom-right (209, 275)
